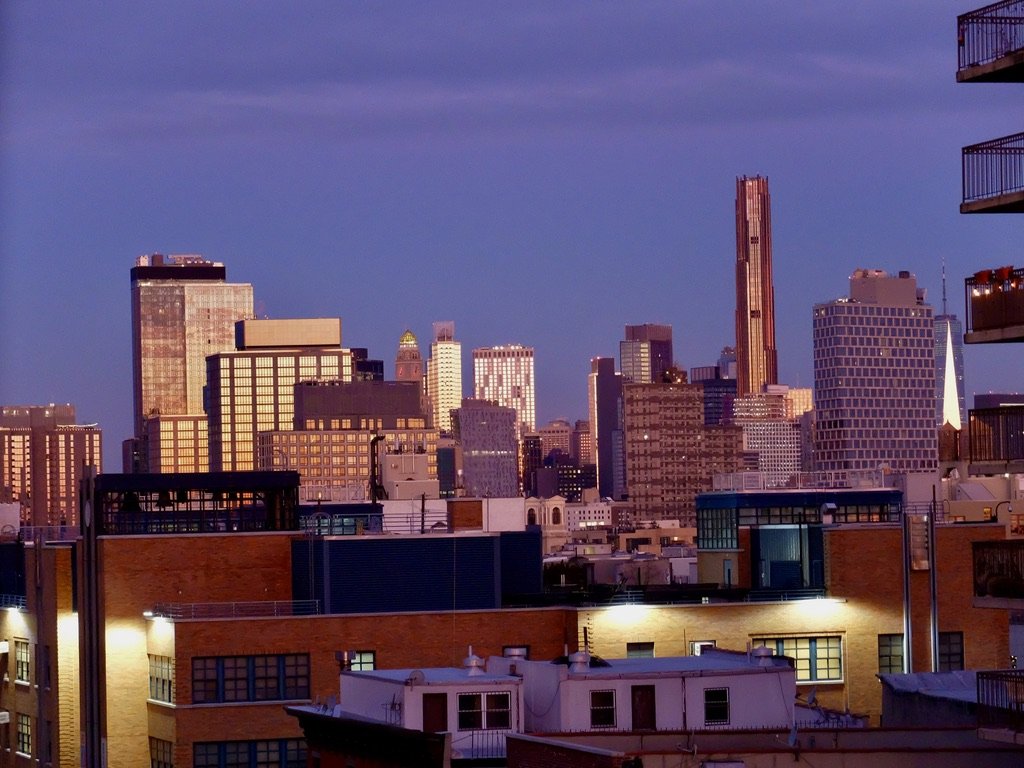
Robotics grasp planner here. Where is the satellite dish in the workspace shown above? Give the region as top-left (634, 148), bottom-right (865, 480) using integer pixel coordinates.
top-left (406, 670), bottom-right (425, 684)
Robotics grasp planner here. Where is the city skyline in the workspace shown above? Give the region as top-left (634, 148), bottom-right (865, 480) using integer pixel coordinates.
top-left (2, 2), bottom-right (1021, 471)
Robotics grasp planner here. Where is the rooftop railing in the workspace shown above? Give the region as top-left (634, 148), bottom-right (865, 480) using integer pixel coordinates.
top-left (962, 132), bottom-right (1024, 209)
top-left (149, 599), bottom-right (321, 620)
top-left (964, 267), bottom-right (1024, 336)
top-left (958, 0), bottom-right (1024, 73)
top-left (978, 669), bottom-right (1024, 732)
top-left (712, 470), bottom-right (889, 492)
top-left (969, 405), bottom-right (1024, 462)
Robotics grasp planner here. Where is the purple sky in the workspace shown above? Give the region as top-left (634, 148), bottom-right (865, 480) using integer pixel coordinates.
top-left (1, 1), bottom-right (1019, 469)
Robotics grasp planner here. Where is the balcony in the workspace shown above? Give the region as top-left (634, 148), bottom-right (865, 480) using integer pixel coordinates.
top-left (969, 406), bottom-right (1024, 473)
top-left (964, 267), bottom-right (1024, 342)
top-left (977, 669), bottom-right (1024, 743)
top-left (974, 540), bottom-right (1024, 608)
top-left (958, 1), bottom-right (1024, 83)
top-left (961, 133), bottom-right (1024, 213)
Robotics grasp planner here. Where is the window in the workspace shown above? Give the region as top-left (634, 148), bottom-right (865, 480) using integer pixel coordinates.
top-left (590, 689), bottom-right (616, 728)
top-left (704, 687), bottom-right (729, 725)
top-left (457, 691), bottom-right (511, 730)
top-left (148, 655), bottom-right (175, 702)
top-left (350, 650), bottom-right (376, 671)
top-left (755, 636), bottom-right (843, 682)
top-left (626, 642), bottom-right (655, 658)
top-left (16, 713), bottom-right (30, 755)
top-left (939, 632), bottom-right (964, 671)
top-left (192, 655), bottom-right (310, 704)
top-left (14, 639), bottom-right (29, 683)
top-left (193, 740), bottom-right (306, 768)
top-left (150, 737), bottom-right (173, 768)
top-left (877, 634), bottom-right (904, 674)
top-left (690, 640), bottom-right (716, 656)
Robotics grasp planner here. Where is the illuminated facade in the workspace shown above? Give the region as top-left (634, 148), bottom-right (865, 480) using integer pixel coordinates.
top-left (142, 414), bottom-right (208, 474)
top-left (735, 176), bottom-right (778, 398)
top-left (472, 345), bottom-right (535, 436)
top-left (206, 319), bottom-right (352, 471)
top-left (813, 269), bottom-right (937, 473)
top-left (130, 253), bottom-right (253, 470)
top-left (620, 323), bottom-right (673, 384)
top-left (426, 321), bottom-right (462, 434)
top-left (257, 380), bottom-right (437, 500)
top-left (731, 386), bottom-right (804, 486)
top-left (0, 404), bottom-right (101, 526)
top-left (538, 419), bottom-right (572, 461)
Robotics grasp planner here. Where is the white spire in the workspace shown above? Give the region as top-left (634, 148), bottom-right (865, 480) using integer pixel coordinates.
top-left (942, 320), bottom-right (961, 430)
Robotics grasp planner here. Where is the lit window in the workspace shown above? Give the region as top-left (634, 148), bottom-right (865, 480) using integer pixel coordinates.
top-left (755, 636), bottom-right (843, 682)
top-left (350, 651), bottom-right (376, 671)
top-left (14, 639), bottom-right (29, 683)
top-left (148, 655), bottom-right (174, 702)
top-left (16, 713), bottom-right (31, 755)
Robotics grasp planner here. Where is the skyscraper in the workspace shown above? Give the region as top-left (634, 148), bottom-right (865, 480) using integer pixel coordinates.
top-left (130, 253), bottom-right (253, 470)
top-left (473, 345), bottom-right (536, 436)
top-left (623, 381), bottom-right (743, 525)
top-left (206, 318), bottom-right (352, 471)
top-left (813, 269), bottom-right (937, 473)
top-left (588, 357), bottom-right (624, 500)
top-left (426, 321), bottom-right (462, 434)
top-left (619, 323), bottom-right (673, 384)
top-left (735, 176), bottom-right (778, 397)
top-left (451, 399), bottom-right (519, 498)
top-left (0, 404), bottom-right (102, 526)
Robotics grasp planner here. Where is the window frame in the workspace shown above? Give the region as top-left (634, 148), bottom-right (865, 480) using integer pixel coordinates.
top-left (754, 636), bottom-right (843, 683)
top-left (192, 654), bottom-right (310, 704)
top-left (703, 687), bottom-right (730, 726)
top-left (148, 654), bottom-right (175, 703)
top-left (16, 713), bottom-right (31, 756)
top-left (877, 633), bottom-right (904, 675)
top-left (589, 689), bottom-right (617, 728)
top-left (938, 631), bottom-right (965, 672)
top-left (626, 641), bottom-right (655, 659)
top-left (456, 690), bottom-right (512, 731)
top-left (14, 639), bottom-right (30, 683)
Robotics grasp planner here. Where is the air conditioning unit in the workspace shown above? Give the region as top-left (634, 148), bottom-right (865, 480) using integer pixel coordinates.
top-left (0, 711), bottom-right (10, 725)
top-left (0, 641), bottom-right (9, 654)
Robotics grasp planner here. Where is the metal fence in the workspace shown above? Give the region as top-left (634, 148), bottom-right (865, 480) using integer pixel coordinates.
top-left (962, 132), bottom-right (1024, 205)
top-left (978, 669), bottom-right (1024, 731)
top-left (958, 0), bottom-right (1024, 71)
top-left (150, 599), bottom-right (320, 620)
top-left (969, 405), bottom-right (1024, 462)
top-left (965, 267), bottom-right (1024, 334)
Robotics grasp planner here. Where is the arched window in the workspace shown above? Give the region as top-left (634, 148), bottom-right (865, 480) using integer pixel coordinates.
top-left (527, 509), bottom-right (537, 526)
top-left (552, 508), bottom-right (562, 526)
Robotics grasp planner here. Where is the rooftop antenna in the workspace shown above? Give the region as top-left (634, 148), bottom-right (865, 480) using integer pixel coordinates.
top-left (941, 258), bottom-right (948, 316)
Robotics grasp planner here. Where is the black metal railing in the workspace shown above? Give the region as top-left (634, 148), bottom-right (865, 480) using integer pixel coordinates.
top-left (959, 0), bottom-right (1024, 72)
top-left (969, 406), bottom-right (1024, 462)
top-left (978, 669), bottom-right (1024, 731)
top-left (964, 266), bottom-right (1024, 333)
top-left (150, 599), bottom-right (321, 620)
top-left (962, 132), bottom-right (1024, 206)
top-left (974, 540), bottom-right (1024, 599)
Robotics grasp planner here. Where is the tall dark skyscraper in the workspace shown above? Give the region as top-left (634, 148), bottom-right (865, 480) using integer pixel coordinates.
top-left (735, 176), bottom-right (778, 397)
top-left (588, 357), bottom-right (624, 499)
